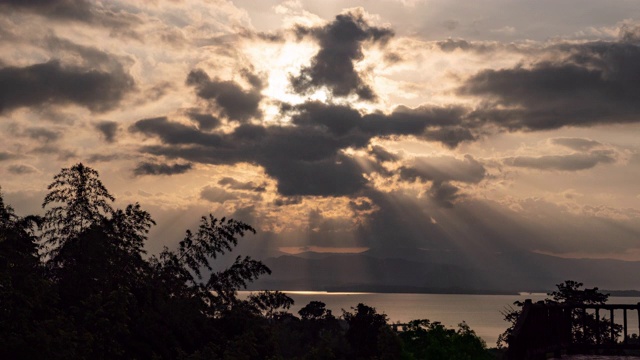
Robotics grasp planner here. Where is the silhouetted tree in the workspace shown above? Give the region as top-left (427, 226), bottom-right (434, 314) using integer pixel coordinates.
top-left (248, 290), bottom-right (294, 319)
top-left (343, 303), bottom-right (394, 359)
top-left (152, 215), bottom-right (271, 315)
top-left (548, 280), bottom-right (621, 344)
top-left (41, 163), bottom-right (115, 255)
top-left (0, 189), bottom-right (77, 359)
top-left (2, 164), bottom-right (499, 359)
top-left (299, 300), bottom-right (334, 321)
top-left (399, 319), bottom-right (493, 360)
top-left (498, 280), bottom-right (622, 348)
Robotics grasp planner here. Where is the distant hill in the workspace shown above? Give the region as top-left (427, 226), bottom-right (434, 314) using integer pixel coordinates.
top-left (248, 249), bottom-right (640, 294)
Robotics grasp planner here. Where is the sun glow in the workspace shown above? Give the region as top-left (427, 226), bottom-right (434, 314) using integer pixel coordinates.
top-left (246, 40), bottom-right (319, 101)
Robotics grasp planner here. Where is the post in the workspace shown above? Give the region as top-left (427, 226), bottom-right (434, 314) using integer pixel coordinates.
top-left (596, 308), bottom-right (600, 345)
top-left (624, 308), bottom-right (628, 343)
top-left (582, 307), bottom-right (587, 344)
top-left (610, 308), bottom-right (615, 343)
top-left (637, 303), bottom-right (640, 338)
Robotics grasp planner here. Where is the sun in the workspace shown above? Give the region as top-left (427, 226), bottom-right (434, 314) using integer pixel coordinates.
top-left (242, 38), bottom-right (337, 123)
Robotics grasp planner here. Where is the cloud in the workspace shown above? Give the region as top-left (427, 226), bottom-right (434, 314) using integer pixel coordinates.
top-left (369, 145), bottom-right (399, 162)
top-left (22, 127), bottom-right (61, 143)
top-left (7, 164), bottom-right (38, 175)
top-left (86, 153), bottom-right (123, 163)
top-left (504, 150), bottom-right (616, 171)
top-left (200, 185), bottom-right (237, 203)
top-left (135, 123), bottom-right (370, 196)
top-left (550, 137), bottom-right (602, 151)
top-left (0, 60), bottom-right (134, 114)
top-left (187, 112), bottom-right (221, 131)
top-left (291, 10), bottom-right (394, 100)
top-left (0, 0), bottom-right (141, 37)
top-left (133, 161), bottom-right (193, 176)
top-left (132, 100), bottom-right (474, 197)
top-left (289, 101), bottom-right (470, 147)
top-left (186, 68), bottom-right (263, 122)
top-left (400, 154), bottom-right (486, 184)
top-left (397, 155), bottom-right (485, 207)
top-left (30, 144), bottom-right (76, 160)
top-left (428, 181), bottom-right (462, 208)
top-left (620, 23), bottom-right (640, 43)
top-left (95, 121), bottom-right (118, 143)
top-left (273, 196), bottom-right (303, 207)
top-left (130, 117), bottom-right (222, 146)
top-left (218, 177), bottom-right (266, 192)
top-left (0, 0), bottom-right (93, 21)
top-left (0, 151), bottom-right (20, 161)
top-left (437, 38), bottom-right (471, 52)
top-left (461, 40), bottom-right (640, 130)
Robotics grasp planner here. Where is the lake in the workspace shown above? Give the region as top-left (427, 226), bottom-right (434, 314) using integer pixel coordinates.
top-left (239, 291), bottom-right (640, 347)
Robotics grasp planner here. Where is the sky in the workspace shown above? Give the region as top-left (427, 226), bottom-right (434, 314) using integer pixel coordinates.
top-left (1, 0), bottom-right (640, 262)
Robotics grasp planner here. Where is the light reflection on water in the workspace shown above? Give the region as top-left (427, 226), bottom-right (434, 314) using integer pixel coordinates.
top-left (238, 291), bottom-right (640, 347)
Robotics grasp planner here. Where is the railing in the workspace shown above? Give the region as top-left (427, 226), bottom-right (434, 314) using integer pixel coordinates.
top-left (507, 300), bottom-right (640, 359)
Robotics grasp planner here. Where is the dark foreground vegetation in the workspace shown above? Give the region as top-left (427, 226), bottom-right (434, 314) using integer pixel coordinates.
top-left (0, 163), bottom-right (494, 359)
top-left (499, 280), bottom-right (640, 359)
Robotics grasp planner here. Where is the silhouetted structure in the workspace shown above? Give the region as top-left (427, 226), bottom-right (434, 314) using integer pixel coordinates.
top-left (507, 299), bottom-right (640, 359)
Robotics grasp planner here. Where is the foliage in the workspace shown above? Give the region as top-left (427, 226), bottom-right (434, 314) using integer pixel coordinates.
top-left (498, 280), bottom-right (622, 349)
top-left (1, 164), bottom-right (501, 359)
top-left (343, 303), bottom-right (396, 359)
top-left (152, 215), bottom-right (271, 315)
top-left (248, 290), bottom-right (294, 318)
top-left (399, 319), bottom-right (493, 360)
top-left (548, 280), bottom-right (621, 344)
top-left (299, 300), bottom-right (334, 320)
top-left (41, 163), bottom-right (115, 253)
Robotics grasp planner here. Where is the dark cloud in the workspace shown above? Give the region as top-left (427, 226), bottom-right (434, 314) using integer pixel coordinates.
top-left (428, 181), bottom-right (461, 208)
top-left (218, 177), bottom-right (266, 192)
top-left (95, 120), bottom-right (118, 143)
top-left (0, 60), bottom-right (134, 114)
top-left (187, 112), bottom-right (221, 131)
top-left (369, 145), bottom-right (399, 162)
top-left (422, 126), bottom-right (476, 148)
top-left (23, 127), bottom-right (61, 143)
top-left (0, 0), bottom-right (92, 21)
top-left (349, 198), bottom-right (374, 212)
top-left (551, 137), bottom-right (602, 151)
top-left (7, 164), bottom-right (37, 174)
top-left (620, 23), bottom-right (640, 43)
top-left (0, 151), bottom-right (20, 161)
top-left (461, 40), bottom-right (640, 130)
top-left (136, 124), bottom-right (369, 196)
top-left (130, 117), bottom-right (222, 146)
top-left (132, 100), bottom-right (475, 197)
top-left (291, 11), bottom-right (393, 101)
top-left (133, 161), bottom-right (192, 176)
top-left (273, 153), bottom-right (367, 196)
top-left (0, 0), bottom-right (141, 38)
top-left (186, 68), bottom-right (263, 122)
top-left (86, 153), bottom-right (122, 163)
top-left (289, 101), bottom-right (470, 147)
top-left (30, 144), bottom-right (76, 160)
top-left (435, 38), bottom-right (498, 54)
top-left (504, 150), bottom-right (616, 171)
top-left (437, 38), bottom-right (471, 52)
top-left (273, 196), bottom-right (302, 207)
top-left (400, 155), bottom-right (486, 184)
top-left (200, 185), bottom-right (237, 203)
